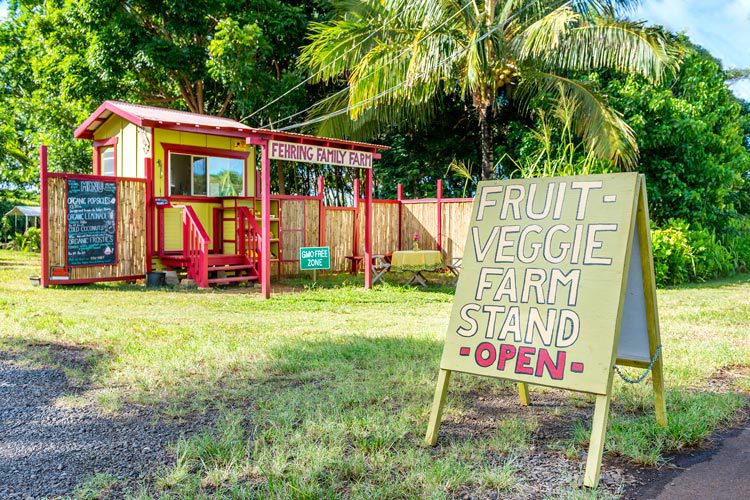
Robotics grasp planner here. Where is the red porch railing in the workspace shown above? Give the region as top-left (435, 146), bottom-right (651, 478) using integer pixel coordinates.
top-left (236, 205), bottom-right (262, 281)
top-left (182, 205), bottom-right (210, 288)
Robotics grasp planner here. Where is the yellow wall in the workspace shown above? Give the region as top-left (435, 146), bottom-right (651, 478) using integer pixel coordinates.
top-left (152, 129), bottom-right (255, 198)
top-left (92, 116), bottom-right (257, 262)
top-left (92, 117), bottom-right (147, 178)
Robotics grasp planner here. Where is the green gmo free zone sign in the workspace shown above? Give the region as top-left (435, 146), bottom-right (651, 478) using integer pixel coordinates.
top-left (299, 246), bottom-right (330, 271)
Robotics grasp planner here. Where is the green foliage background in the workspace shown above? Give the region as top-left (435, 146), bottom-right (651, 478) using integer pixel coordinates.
top-left (0, 1), bottom-right (749, 283)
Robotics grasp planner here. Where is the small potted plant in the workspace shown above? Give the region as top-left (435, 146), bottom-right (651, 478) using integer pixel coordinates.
top-left (412, 232), bottom-right (420, 251)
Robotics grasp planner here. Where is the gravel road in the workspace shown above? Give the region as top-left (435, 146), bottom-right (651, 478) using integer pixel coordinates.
top-left (0, 352), bottom-right (191, 499)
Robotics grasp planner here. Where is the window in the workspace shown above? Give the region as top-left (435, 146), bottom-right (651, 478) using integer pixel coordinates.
top-left (100, 147), bottom-right (115, 176)
top-left (169, 152), bottom-right (244, 196)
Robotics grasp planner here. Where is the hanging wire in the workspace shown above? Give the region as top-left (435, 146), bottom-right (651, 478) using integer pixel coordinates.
top-left (276, 0), bottom-right (544, 132)
top-left (258, 1), bottom-right (476, 130)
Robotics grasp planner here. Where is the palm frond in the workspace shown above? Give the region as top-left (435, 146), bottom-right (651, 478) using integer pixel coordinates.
top-left (523, 18), bottom-right (679, 83)
top-left (516, 71), bottom-right (638, 169)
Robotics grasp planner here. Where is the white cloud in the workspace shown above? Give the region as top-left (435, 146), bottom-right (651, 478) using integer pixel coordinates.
top-left (0, 1), bottom-right (7, 20)
top-left (729, 79), bottom-right (750, 101)
top-left (634, 0), bottom-right (750, 99)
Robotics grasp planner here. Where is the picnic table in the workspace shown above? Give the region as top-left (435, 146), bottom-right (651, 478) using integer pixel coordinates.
top-left (390, 250), bottom-right (443, 286)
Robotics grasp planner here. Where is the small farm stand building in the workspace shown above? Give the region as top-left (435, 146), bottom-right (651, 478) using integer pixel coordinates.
top-left (40, 101), bottom-right (473, 297)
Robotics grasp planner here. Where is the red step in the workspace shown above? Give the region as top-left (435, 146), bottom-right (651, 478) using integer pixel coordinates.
top-left (208, 264), bottom-right (257, 272)
top-left (208, 275), bottom-right (259, 284)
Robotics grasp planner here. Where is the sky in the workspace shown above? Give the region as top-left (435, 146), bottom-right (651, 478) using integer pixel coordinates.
top-left (0, 0), bottom-right (747, 99)
top-left (634, 0), bottom-right (750, 99)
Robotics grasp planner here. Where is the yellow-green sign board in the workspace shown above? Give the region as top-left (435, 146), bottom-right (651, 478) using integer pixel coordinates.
top-left (425, 173), bottom-right (666, 488)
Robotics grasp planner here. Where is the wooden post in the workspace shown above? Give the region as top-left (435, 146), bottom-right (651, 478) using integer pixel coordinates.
top-left (353, 178), bottom-right (360, 257)
top-left (517, 382), bottom-right (531, 406)
top-left (583, 393), bottom-right (612, 487)
top-left (364, 167), bottom-right (373, 289)
top-left (261, 142), bottom-right (271, 299)
top-left (637, 175), bottom-right (667, 427)
top-left (436, 179), bottom-right (443, 253)
top-left (318, 175), bottom-right (326, 246)
top-left (39, 145), bottom-right (49, 288)
top-left (397, 183), bottom-right (403, 251)
top-left (425, 369), bottom-right (452, 446)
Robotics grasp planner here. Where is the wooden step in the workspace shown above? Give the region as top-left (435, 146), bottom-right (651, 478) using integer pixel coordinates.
top-left (208, 264), bottom-right (257, 272)
top-left (208, 275), bottom-right (259, 284)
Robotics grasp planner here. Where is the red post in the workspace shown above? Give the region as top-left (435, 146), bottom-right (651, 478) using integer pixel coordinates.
top-left (353, 178), bottom-right (360, 256)
top-left (397, 183), bottom-right (403, 251)
top-left (261, 142), bottom-right (271, 298)
top-left (436, 179), bottom-right (443, 254)
top-left (318, 175), bottom-right (326, 246)
top-left (364, 168), bottom-right (373, 289)
top-left (39, 145), bottom-right (49, 288)
top-left (145, 158), bottom-right (153, 272)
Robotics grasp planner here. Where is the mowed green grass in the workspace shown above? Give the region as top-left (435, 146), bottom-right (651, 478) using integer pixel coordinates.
top-left (1, 250), bottom-right (748, 498)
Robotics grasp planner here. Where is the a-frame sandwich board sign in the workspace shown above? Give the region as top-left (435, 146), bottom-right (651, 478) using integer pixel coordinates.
top-left (425, 173), bottom-right (666, 487)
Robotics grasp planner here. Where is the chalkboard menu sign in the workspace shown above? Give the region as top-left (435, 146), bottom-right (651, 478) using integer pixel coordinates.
top-left (67, 179), bottom-right (117, 266)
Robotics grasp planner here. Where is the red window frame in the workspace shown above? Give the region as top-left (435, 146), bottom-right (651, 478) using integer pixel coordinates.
top-left (162, 143), bottom-right (250, 199)
top-left (92, 136), bottom-right (118, 176)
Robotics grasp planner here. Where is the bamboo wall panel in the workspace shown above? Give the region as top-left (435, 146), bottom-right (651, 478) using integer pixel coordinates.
top-left (325, 208), bottom-right (354, 272)
top-left (46, 176), bottom-right (146, 282)
top-left (401, 202), bottom-right (438, 251)
top-left (356, 201), bottom-right (400, 256)
top-left (441, 201), bottom-right (473, 263)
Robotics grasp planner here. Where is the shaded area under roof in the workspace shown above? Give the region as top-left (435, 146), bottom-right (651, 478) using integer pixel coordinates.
top-left (4, 206), bottom-right (40, 218)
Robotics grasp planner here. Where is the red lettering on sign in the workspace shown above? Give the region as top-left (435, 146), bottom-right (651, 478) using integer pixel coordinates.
top-left (515, 346), bottom-right (536, 375)
top-left (535, 349), bottom-right (566, 380)
top-left (475, 342), bottom-right (496, 367)
top-left (497, 344), bottom-right (516, 371)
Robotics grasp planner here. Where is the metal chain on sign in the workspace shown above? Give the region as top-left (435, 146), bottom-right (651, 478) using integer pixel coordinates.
top-left (614, 344), bottom-right (662, 384)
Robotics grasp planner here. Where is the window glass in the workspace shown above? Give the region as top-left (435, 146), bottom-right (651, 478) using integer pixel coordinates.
top-left (170, 153), bottom-right (191, 195)
top-left (101, 147), bottom-right (115, 176)
top-left (209, 157), bottom-right (244, 196)
top-left (192, 156), bottom-right (208, 196)
top-left (169, 152), bottom-right (244, 197)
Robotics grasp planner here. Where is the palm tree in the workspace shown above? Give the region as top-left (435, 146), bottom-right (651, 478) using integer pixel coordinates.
top-left (299, 0), bottom-right (679, 179)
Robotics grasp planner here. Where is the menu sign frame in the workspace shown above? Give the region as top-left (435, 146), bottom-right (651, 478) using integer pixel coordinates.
top-left (66, 178), bottom-right (118, 267)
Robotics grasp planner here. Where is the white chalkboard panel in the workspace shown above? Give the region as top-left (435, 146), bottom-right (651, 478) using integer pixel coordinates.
top-left (67, 179), bottom-right (117, 267)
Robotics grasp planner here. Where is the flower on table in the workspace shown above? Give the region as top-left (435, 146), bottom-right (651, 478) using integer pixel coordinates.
top-left (412, 233), bottom-right (421, 242)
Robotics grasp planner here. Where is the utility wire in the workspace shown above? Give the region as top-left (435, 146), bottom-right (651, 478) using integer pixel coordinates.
top-left (239, 14), bottom-right (390, 124)
top-left (259, 1), bottom-right (475, 130)
top-left (277, 0), bottom-right (543, 132)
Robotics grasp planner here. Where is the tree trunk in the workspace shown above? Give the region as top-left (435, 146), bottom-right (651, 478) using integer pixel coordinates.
top-left (478, 105), bottom-right (494, 180)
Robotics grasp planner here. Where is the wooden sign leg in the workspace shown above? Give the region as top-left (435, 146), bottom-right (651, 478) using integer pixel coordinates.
top-left (425, 369), bottom-right (452, 446)
top-left (651, 353), bottom-right (667, 427)
top-left (583, 392), bottom-right (612, 488)
top-left (517, 382), bottom-right (531, 406)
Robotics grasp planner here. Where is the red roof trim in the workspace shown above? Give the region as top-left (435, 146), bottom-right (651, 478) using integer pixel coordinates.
top-left (74, 101), bottom-right (144, 139)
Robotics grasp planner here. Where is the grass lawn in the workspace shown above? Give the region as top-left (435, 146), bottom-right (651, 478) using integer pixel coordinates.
top-left (1, 249), bottom-right (748, 498)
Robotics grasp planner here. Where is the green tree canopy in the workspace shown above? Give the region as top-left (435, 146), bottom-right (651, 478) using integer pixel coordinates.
top-left (299, 0), bottom-right (679, 179)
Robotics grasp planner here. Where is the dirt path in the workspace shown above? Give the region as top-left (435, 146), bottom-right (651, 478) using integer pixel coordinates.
top-left (0, 353), bottom-right (192, 499)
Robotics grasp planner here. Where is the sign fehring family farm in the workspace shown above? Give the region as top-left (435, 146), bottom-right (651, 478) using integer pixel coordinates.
top-left (425, 173), bottom-right (666, 488)
top-left (269, 140), bottom-right (373, 168)
top-left (299, 246), bottom-right (331, 271)
top-left (66, 179), bottom-right (117, 267)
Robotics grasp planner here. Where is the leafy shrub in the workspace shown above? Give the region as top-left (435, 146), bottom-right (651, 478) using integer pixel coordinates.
top-left (7, 227), bottom-right (41, 253)
top-left (651, 219), bottom-right (739, 286)
top-left (651, 221), bottom-right (693, 286)
top-left (721, 217), bottom-right (750, 273)
top-left (22, 227), bottom-right (41, 252)
top-left (687, 225), bottom-right (733, 281)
